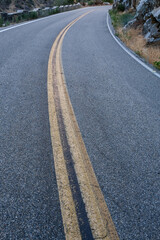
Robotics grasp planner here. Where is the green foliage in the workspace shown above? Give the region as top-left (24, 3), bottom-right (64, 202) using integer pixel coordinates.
top-left (5, 20), bottom-right (10, 26)
top-left (0, 1), bottom-right (77, 26)
top-left (117, 3), bottom-right (125, 12)
top-left (109, 9), bottom-right (118, 28)
top-left (18, 15), bottom-right (22, 21)
top-left (102, 0), bottom-right (113, 3)
top-left (0, 16), bottom-right (3, 27)
top-left (121, 13), bottom-right (135, 26)
top-left (29, 11), bottom-right (38, 19)
top-left (135, 50), bottom-right (142, 57)
top-left (15, 16), bottom-right (19, 23)
top-left (55, 0), bottom-right (74, 6)
top-left (22, 12), bottom-right (30, 20)
top-left (88, 0), bottom-right (95, 6)
top-left (66, 0), bottom-right (74, 4)
top-left (109, 9), bottom-right (135, 28)
top-left (48, 8), bottom-right (60, 15)
top-left (154, 58), bottom-right (160, 70)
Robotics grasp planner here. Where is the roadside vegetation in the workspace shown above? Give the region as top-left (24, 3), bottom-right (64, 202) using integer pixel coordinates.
top-left (0, 0), bottom-right (112, 28)
top-left (88, 0), bottom-right (113, 6)
top-left (109, 8), bottom-right (160, 70)
top-left (0, 7), bottom-right (60, 27)
top-left (0, 0), bottom-right (80, 27)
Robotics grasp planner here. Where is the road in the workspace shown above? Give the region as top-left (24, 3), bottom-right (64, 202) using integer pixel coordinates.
top-left (1, 6), bottom-right (160, 240)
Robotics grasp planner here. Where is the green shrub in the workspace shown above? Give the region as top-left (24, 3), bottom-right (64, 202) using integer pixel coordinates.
top-left (88, 0), bottom-right (95, 5)
top-left (109, 9), bottom-right (120, 28)
top-left (48, 8), bottom-right (59, 15)
top-left (14, 15), bottom-right (19, 23)
top-left (0, 17), bottom-right (3, 27)
top-left (135, 50), bottom-right (142, 57)
top-left (120, 12), bottom-right (135, 25)
top-left (18, 15), bottom-right (22, 21)
top-left (117, 3), bottom-right (125, 12)
top-left (22, 13), bottom-right (30, 20)
top-left (103, 0), bottom-right (113, 3)
top-left (154, 58), bottom-right (160, 70)
top-left (29, 12), bottom-right (38, 19)
top-left (109, 9), bottom-right (135, 28)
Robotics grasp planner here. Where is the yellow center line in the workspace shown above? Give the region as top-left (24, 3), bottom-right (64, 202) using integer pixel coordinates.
top-left (48, 11), bottom-right (119, 240)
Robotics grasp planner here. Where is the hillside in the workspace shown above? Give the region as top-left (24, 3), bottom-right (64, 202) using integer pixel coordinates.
top-left (0, 0), bottom-right (66, 12)
top-left (111, 0), bottom-right (160, 70)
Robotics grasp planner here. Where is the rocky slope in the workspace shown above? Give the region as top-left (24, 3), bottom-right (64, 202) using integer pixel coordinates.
top-left (0, 0), bottom-right (57, 12)
top-left (113, 0), bottom-right (160, 44)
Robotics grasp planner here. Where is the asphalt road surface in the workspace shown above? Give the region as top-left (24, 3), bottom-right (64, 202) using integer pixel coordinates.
top-left (1, 6), bottom-right (160, 240)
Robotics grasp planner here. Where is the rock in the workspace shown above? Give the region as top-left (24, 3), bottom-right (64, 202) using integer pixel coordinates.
top-left (124, 0), bottom-right (155, 30)
top-left (155, 0), bottom-right (160, 8)
top-left (136, 0), bottom-right (155, 21)
top-left (151, 7), bottom-right (160, 22)
top-left (113, 0), bottom-right (131, 10)
top-left (144, 12), bottom-right (152, 21)
top-left (113, 0), bottom-right (160, 45)
top-left (123, 0), bottom-right (130, 9)
top-left (144, 20), bottom-right (160, 43)
top-left (103, 2), bottom-right (110, 5)
top-left (146, 35), bottom-right (160, 44)
top-left (123, 18), bottom-right (137, 30)
top-left (113, 0), bottom-right (121, 9)
top-left (150, 22), bottom-right (160, 37)
top-left (143, 18), bottom-right (152, 34)
top-left (152, 37), bottom-right (160, 43)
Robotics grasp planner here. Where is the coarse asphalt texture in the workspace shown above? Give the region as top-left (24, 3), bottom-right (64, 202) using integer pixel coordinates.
top-left (62, 7), bottom-right (160, 240)
top-left (0, 8), bottom-right (93, 240)
top-left (0, 5), bottom-right (160, 240)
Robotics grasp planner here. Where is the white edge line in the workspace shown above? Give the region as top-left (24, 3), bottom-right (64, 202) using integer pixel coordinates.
top-left (107, 12), bottom-right (160, 79)
top-left (0, 14), bottom-right (58, 33)
top-left (0, 8), bottom-right (85, 33)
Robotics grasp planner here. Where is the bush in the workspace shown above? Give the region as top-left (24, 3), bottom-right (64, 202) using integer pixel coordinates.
top-left (49, 9), bottom-right (59, 15)
top-left (29, 12), bottom-right (38, 19)
top-left (154, 58), bottom-right (160, 70)
top-left (117, 3), bottom-right (125, 12)
top-left (109, 9), bottom-right (119, 28)
top-left (14, 16), bottom-right (19, 23)
top-left (109, 9), bottom-right (135, 28)
top-left (120, 12), bottom-right (135, 25)
top-left (88, 0), bottom-right (95, 6)
top-left (0, 17), bottom-right (3, 27)
top-left (103, 0), bottom-right (113, 3)
top-left (22, 13), bottom-right (30, 20)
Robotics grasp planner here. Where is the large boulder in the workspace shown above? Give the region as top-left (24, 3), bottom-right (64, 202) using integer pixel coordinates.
top-left (143, 18), bottom-right (152, 34)
top-left (155, 0), bottom-right (160, 7)
top-left (143, 13), bottom-right (160, 43)
top-left (113, 0), bottom-right (132, 10)
top-left (114, 0), bottom-right (160, 44)
top-left (136, 0), bottom-right (155, 21)
top-left (142, 6), bottom-right (160, 44)
top-left (123, 0), bottom-right (131, 9)
top-left (152, 7), bottom-right (160, 22)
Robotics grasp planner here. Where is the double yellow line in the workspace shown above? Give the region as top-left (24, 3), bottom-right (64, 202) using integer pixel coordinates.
top-left (48, 11), bottom-right (119, 240)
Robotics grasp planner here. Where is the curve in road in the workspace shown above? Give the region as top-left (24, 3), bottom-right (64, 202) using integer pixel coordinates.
top-left (1, 6), bottom-right (160, 240)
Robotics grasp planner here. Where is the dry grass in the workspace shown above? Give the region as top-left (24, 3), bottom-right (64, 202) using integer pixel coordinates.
top-left (109, 9), bottom-right (160, 69)
top-left (117, 27), bottom-right (160, 67)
